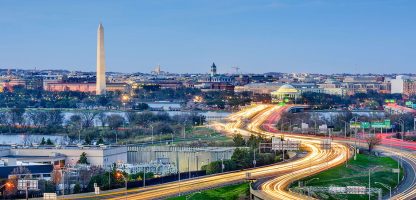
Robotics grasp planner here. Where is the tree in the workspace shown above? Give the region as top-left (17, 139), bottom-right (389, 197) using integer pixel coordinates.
top-left (46, 109), bottom-right (64, 128)
top-left (97, 111), bottom-right (107, 127)
top-left (46, 138), bottom-right (54, 145)
top-left (366, 135), bottom-right (381, 152)
top-left (231, 148), bottom-right (251, 169)
top-left (40, 137), bottom-right (46, 145)
top-left (7, 166), bottom-right (31, 196)
top-left (8, 108), bottom-right (25, 125)
top-left (80, 111), bottom-right (98, 128)
top-left (233, 133), bottom-right (245, 147)
top-left (77, 152), bottom-right (89, 164)
top-left (73, 183), bottom-right (81, 194)
top-left (51, 165), bottom-right (62, 186)
top-left (107, 114), bottom-right (125, 130)
top-left (84, 135), bottom-right (91, 145)
top-left (97, 137), bottom-right (105, 145)
top-left (247, 134), bottom-right (259, 149)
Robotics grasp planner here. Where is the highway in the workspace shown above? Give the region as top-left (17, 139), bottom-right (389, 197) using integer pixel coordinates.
top-left (64, 104), bottom-right (349, 200)
top-left (242, 105), bottom-right (350, 200)
top-left (65, 104), bottom-right (416, 200)
top-left (259, 105), bottom-right (416, 200)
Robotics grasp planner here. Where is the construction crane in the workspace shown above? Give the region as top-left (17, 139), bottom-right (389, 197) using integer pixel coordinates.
top-left (232, 66), bottom-right (240, 74)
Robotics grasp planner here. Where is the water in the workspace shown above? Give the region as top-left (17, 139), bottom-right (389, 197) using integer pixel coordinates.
top-left (0, 134), bottom-right (65, 145)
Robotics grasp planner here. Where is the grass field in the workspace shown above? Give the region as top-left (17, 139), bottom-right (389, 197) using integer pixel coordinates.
top-left (167, 182), bottom-right (249, 200)
top-left (122, 126), bottom-right (232, 145)
top-left (292, 153), bottom-right (403, 200)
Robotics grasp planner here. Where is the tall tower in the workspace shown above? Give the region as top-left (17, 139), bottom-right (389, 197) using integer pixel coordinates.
top-left (210, 62), bottom-right (217, 77)
top-left (96, 23), bottom-right (106, 95)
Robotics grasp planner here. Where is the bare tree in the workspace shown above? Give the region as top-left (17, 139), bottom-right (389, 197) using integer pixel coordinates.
top-left (366, 135), bottom-right (381, 152)
top-left (97, 111), bottom-right (107, 127)
top-left (47, 109), bottom-right (64, 127)
top-left (51, 165), bottom-right (62, 185)
top-left (5, 166), bottom-right (32, 196)
top-left (80, 111), bottom-right (98, 128)
top-left (107, 114), bottom-right (125, 130)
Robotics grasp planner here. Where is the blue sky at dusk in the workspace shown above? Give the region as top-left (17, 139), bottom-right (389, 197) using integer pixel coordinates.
top-left (0, 0), bottom-right (415, 74)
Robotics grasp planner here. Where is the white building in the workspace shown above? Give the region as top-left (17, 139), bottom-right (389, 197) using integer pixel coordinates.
top-left (390, 75), bottom-right (407, 94)
top-left (4, 145), bottom-right (127, 169)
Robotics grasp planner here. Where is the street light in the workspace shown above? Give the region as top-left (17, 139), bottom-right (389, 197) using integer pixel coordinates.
top-left (305, 178), bottom-right (319, 197)
top-left (340, 120), bottom-right (349, 138)
top-left (369, 166), bottom-right (380, 200)
top-left (309, 119), bottom-right (318, 135)
top-left (351, 116), bottom-right (359, 157)
top-left (305, 177), bottom-right (319, 186)
top-left (115, 171), bottom-right (128, 200)
top-left (374, 182), bottom-right (391, 199)
top-left (0, 181), bottom-right (13, 190)
top-left (398, 118), bottom-right (405, 167)
top-left (150, 125), bottom-right (154, 145)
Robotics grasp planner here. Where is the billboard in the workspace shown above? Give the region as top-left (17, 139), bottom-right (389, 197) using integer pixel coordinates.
top-left (271, 138), bottom-right (300, 151)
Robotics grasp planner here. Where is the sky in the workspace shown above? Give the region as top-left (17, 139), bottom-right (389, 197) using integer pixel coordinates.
top-left (0, 0), bottom-right (415, 74)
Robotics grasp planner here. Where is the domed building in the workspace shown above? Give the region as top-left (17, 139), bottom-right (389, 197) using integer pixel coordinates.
top-left (271, 84), bottom-right (301, 103)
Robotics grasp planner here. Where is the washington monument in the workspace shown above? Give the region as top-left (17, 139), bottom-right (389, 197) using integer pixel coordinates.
top-left (96, 23), bottom-right (106, 95)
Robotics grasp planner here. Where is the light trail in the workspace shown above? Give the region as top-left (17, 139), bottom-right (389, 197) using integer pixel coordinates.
top-left (242, 105), bottom-right (349, 200)
top-left (68, 104), bottom-right (349, 200)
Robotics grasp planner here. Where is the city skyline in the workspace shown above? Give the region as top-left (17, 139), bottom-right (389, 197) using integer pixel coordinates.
top-left (0, 1), bottom-right (415, 74)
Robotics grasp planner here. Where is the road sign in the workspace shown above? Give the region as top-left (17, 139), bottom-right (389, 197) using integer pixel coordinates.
top-left (371, 122), bottom-right (385, 128)
top-left (392, 168), bottom-right (400, 173)
top-left (271, 140), bottom-right (300, 151)
top-left (361, 122), bottom-right (370, 129)
top-left (350, 122), bottom-right (360, 129)
top-left (321, 139), bottom-right (331, 149)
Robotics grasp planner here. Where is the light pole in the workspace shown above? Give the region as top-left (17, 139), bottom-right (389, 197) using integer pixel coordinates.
top-left (369, 166), bottom-right (380, 200)
top-left (116, 172), bottom-right (128, 200)
top-left (341, 120), bottom-right (349, 138)
top-left (374, 182), bottom-right (391, 199)
top-left (143, 167), bottom-right (146, 188)
top-left (305, 177), bottom-right (319, 186)
top-left (351, 116), bottom-right (359, 158)
top-left (310, 119), bottom-right (318, 135)
top-left (399, 118), bottom-right (405, 167)
top-left (150, 125), bottom-right (154, 145)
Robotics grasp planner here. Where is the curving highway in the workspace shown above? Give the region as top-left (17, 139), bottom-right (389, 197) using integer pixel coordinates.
top-left (65, 104), bottom-right (416, 200)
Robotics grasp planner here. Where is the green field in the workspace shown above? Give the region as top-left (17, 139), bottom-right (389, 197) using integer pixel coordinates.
top-left (292, 153), bottom-right (403, 200)
top-left (128, 126), bottom-right (233, 146)
top-left (167, 182), bottom-right (249, 200)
